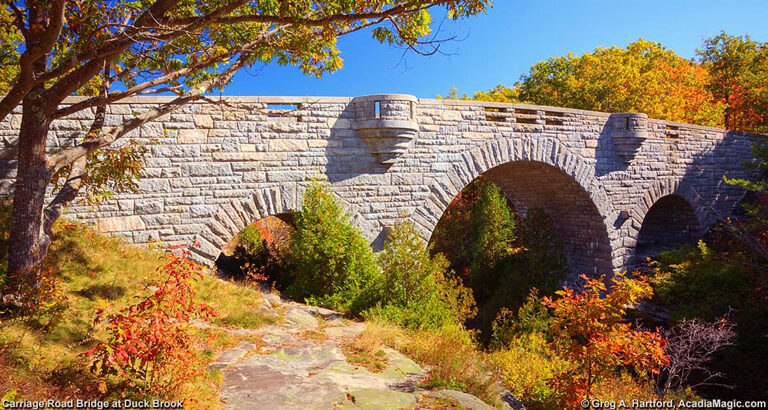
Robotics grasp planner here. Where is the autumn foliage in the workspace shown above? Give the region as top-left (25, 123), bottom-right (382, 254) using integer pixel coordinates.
top-left (543, 273), bottom-right (669, 406)
top-left (463, 34), bottom-right (768, 133)
top-left (466, 40), bottom-right (723, 126)
top-left (234, 216), bottom-right (292, 284)
top-left (85, 245), bottom-right (216, 397)
top-left (697, 32), bottom-right (768, 133)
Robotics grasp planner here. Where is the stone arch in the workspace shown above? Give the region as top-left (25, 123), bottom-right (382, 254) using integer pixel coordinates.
top-left (630, 178), bottom-right (713, 232)
top-left (410, 137), bottom-right (618, 274)
top-left (188, 182), bottom-right (374, 267)
top-left (629, 178), bottom-right (711, 263)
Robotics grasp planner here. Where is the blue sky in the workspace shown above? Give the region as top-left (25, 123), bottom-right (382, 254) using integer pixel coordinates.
top-left (222, 0), bottom-right (768, 99)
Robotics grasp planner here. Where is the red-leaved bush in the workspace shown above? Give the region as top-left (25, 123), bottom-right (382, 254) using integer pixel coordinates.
top-left (85, 245), bottom-right (215, 397)
top-left (543, 273), bottom-right (669, 407)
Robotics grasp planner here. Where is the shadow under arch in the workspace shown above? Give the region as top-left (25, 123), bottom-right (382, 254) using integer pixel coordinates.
top-left (635, 194), bottom-right (701, 260)
top-left (411, 137), bottom-right (617, 275)
top-left (188, 182), bottom-right (375, 267)
top-left (626, 178), bottom-right (714, 266)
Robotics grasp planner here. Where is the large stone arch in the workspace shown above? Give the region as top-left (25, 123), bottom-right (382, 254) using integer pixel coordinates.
top-left (410, 137), bottom-right (619, 274)
top-left (189, 182), bottom-right (374, 267)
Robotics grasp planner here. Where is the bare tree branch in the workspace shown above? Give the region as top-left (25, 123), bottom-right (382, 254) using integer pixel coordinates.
top-left (654, 316), bottom-right (736, 396)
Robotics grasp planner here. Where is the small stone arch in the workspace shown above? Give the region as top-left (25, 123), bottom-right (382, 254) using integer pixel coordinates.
top-left (188, 182), bottom-right (374, 267)
top-left (629, 178), bottom-right (713, 236)
top-left (628, 178), bottom-right (712, 263)
top-left (410, 137), bottom-right (619, 273)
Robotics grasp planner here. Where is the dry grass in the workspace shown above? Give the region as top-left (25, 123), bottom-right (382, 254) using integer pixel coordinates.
top-left (352, 321), bottom-right (500, 405)
top-left (299, 329), bottom-right (330, 343)
top-left (342, 344), bottom-right (389, 372)
top-left (413, 393), bottom-right (466, 409)
top-left (340, 322), bottom-right (396, 372)
top-left (0, 217), bottom-right (277, 406)
top-left (194, 276), bottom-right (279, 329)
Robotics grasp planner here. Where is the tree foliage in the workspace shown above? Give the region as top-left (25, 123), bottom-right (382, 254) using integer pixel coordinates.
top-left (543, 273), bottom-right (669, 406)
top-left (0, 0), bottom-right (489, 292)
top-left (430, 176), bottom-right (489, 276)
top-left (431, 178), bottom-right (567, 341)
top-left (287, 181), bottom-right (380, 313)
top-left (0, 7), bottom-right (21, 94)
top-left (697, 32), bottom-right (768, 133)
top-left (463, 34), bottom-right (768, 134)
top-left (469, 180), bottom-right (515, 282)
top-left (469, 40), bottom-right (723, 126)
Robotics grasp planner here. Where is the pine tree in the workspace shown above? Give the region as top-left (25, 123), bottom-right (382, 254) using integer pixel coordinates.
top-left (469, 181), bottom-right (516, 302)
top-left (287, 181), bottom-right (380, 312)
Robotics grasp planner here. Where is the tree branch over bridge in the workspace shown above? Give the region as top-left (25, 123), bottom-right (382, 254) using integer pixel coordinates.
top-left (0, 0), bottom-right (490, 295)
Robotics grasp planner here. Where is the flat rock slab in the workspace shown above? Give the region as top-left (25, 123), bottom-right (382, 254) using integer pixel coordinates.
top-left (434, 389), bottom-right (497, 410)
top-left (221, 364), bottom-right (347, 410)
top-left (209, 341), bottom-right (255, 370)
top-left (285, 307), bottom-right (319, 329)
top-left (323, 323), bottom-right (366, 339)
top-left (215, 301), bottom-right (499, 410)
top-left (337, 388), bottom-right (418, 410)
top-left (220, 342), bottom-right (427, 410)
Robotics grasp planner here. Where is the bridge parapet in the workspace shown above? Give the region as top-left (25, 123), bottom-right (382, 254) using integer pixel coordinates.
top-left (0, 95), bottom-right (761, 274)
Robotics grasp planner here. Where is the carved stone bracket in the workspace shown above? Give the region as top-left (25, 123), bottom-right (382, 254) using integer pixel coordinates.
top-left (611, 113), bottom-right (649, 163)
top-left (352, 94), bottom-right (419, 166)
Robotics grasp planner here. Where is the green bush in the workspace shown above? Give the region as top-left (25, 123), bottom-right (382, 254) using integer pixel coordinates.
top-left (491, 289), bottom-right (552, 349)
top-left (652, 241), bottom-right (755, 322)
top-left (517, 207), bottom-right (568, 285)
top-left (365, 222), bottom-right (476, 329)
top-left (286, 181), bottom-right (381, 313)
top-left (232, 225), bottom-right (270, 277)
top-left (237, 224), bottom-right (267, 258)
top-left (651, 240), bottom-right (768, 398)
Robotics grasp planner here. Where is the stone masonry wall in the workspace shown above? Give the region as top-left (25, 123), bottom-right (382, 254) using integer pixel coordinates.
top-left (0, 94), bottom-right (760, 273)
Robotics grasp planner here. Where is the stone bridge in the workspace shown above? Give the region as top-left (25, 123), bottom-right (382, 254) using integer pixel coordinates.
top-left (0, 94), bottom-right (761, 274)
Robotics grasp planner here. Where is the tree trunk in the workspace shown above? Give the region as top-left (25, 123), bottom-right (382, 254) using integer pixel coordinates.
top-left (5, 92), bottom-right (52, 293)
top-left (2, 5), bottom-right (56, 297)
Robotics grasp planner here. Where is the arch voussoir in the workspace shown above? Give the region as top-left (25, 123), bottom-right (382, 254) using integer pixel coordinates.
top-left (190, 185), bottom-right (298, 267)
top-left (411, 136), bottom-right (618, 273)
top-left (228, 199), bottom-right (252, 227)
top-left (189, 182), bottom-right (375, 267)
top-left (220, 203), bottom-right (245, 232)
